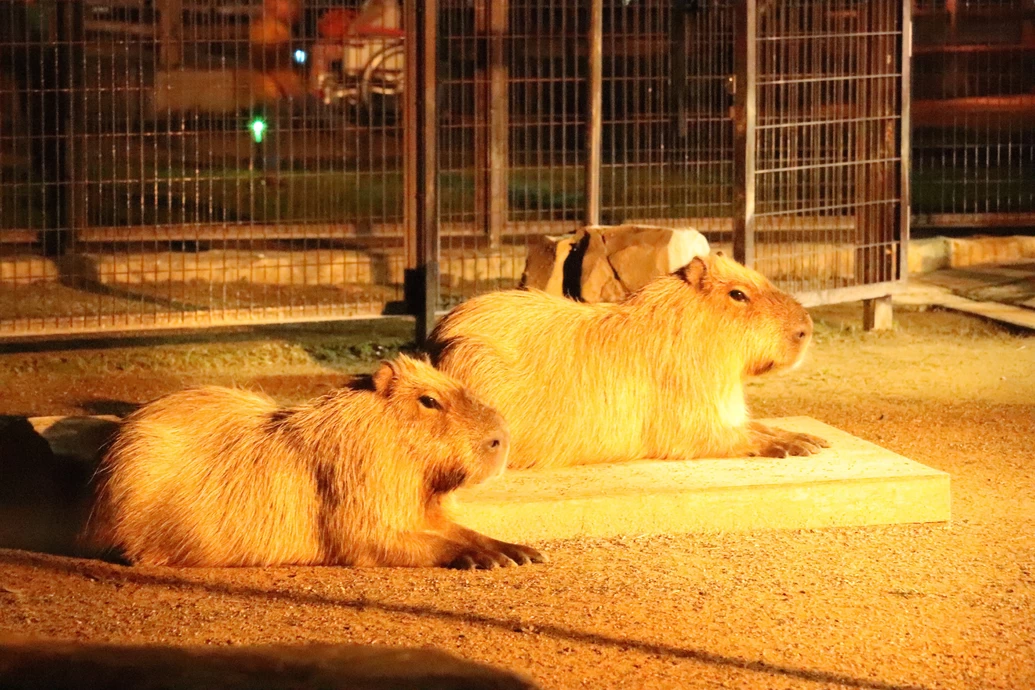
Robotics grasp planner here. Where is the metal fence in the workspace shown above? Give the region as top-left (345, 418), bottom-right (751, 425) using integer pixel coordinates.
top-left (911, 0), bottom-right (1035, 231)
top-left (749, 0), bottom-right (907, 298)
top-left (0, 0), bottom-right (909, 340)
top-left (1, 0), bottom-right (410, 337)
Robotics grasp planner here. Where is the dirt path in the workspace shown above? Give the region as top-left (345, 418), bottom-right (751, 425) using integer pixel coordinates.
top-left (1, 304), bottom-right (1033, 689)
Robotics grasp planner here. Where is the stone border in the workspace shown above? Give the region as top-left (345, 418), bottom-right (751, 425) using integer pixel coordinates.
top-left (3, 235), bottom-right (1033, 289)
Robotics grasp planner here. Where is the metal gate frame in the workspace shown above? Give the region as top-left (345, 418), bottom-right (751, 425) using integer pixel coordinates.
top-left (733, 0), bottom-right (912, 317)
top-left (409, 0), bottom-right (913, 342)
top-left (0, 0), bottom-right (911, 343)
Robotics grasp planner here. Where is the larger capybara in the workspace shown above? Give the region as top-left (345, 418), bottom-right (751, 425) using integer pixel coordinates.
top-left (428, 252), bottom-right (829, 470)
top-left (79, 355), bottom-right (543, 570)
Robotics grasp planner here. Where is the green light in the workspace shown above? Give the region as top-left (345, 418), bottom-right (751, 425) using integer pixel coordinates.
top-left (250, 118), bottom-right (267, 144)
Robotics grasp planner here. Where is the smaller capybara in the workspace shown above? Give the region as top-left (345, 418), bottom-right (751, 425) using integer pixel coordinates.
top-left (79, 355), bottom-right (543, 570)
top-left (428, 252), bottom-right (830, 470)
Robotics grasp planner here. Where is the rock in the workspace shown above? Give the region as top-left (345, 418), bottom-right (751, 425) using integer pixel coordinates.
top-left (0, 416), bottom-right (120, 555)
top-left (0, 639), bottom-right (541, 690)
top-left (519, 224), bottom-right (710, 302)
top-left (578, 229), bottom-right (628, 303)
top-left (0, 416), bottom-right (64, 553)
top-left (29, 416), bottom-right (121, 465)
top-left (519, 235), bottom-right (574, 295)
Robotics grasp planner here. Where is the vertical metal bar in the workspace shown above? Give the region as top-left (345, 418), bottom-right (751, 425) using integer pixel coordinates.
top-left (474, 1), bottom-right (488, 243)
top-left (585, 0), bottom-right (603, 227)
top-left (732, 0), bottom-right (756, 267)
top-left (488, 0), bottom-right (509, 248)
top-left (404, 0), bottom-right (439, 343)
top-left (158, 0), bottom-right (182, 70)
top-left (898, 0), bottom-right (912, 283)
top-left (474, 0), bottom-right (508, 249)
top-left (671, 0), bottom-right (689, 148)
top-left (66, 0), bottom-right (87, 248)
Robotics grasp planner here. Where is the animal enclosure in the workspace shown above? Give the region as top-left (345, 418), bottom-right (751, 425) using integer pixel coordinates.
top-left (911, 0), bottom-right (1035, 230)
top-left (0, 0), bottom-right (914, 338)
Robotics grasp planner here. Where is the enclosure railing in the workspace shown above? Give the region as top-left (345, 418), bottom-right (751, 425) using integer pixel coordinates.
top-left (0, 0), bottom-right (911, 341)
top-left (911, 0), bottom-right (1035, 231)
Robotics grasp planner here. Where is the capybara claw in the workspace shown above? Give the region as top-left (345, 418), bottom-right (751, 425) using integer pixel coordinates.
top-left (784, 431), bottom-right (829, 457)
top-left (492, 540), bottom-right (545, 566)
top-left (449, 549), bottom-right (507, 570)
top-left (448, 554), bottom-right (479, 570)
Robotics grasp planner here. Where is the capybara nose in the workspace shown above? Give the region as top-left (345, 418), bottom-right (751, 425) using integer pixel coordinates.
top-left (482, 429), bottom-right (510, 475)
top-left (483, 433), bottom-right (509, 457)
top-left (796, 311), bottom-right (814, 341)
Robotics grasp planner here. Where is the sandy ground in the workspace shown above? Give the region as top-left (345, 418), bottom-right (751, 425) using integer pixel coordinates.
top-left (0, 303), bottom-right (1033, 690)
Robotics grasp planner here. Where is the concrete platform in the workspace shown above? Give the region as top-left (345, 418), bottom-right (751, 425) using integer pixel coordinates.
top-left (11, 415), bottom-right (950, 544)
top-left (454, 417), bottom-right (951, 542)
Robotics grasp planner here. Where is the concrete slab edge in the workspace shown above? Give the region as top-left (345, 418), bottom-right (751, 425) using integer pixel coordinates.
top-left (457, 473), bottom-right (951, 543)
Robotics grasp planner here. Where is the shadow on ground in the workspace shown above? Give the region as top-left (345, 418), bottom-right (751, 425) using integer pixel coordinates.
top-left (0, 550), bottom-right (932, 690)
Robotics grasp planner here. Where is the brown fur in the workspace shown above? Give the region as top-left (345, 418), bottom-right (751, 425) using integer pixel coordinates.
top-left (79, 355), bottom-right (543, 569)
top-left (428, 253), bottom-right (829, 470)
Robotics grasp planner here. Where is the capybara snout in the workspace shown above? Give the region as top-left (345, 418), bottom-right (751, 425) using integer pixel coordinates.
top-left (369, 355), bottom-right (512, 488)
top-left (478, 425), bottom-right (510, 480)
top-left (80, 354), bottom-right (543, 569)
top-left (781, 298), bottom-right (813, 366)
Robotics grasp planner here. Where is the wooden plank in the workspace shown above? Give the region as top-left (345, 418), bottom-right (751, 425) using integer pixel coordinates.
top-left (792, 281), bottom-right (904, 309)
top-left (455, 417), bottom-right (951, 542)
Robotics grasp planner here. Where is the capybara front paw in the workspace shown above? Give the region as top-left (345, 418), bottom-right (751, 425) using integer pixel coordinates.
top-left (784, 431), bottom-right (830, 456)
top-left (494, 540), bottom-right (546, 566)
top-left (750, 426), bottom-right (829, 458)
top-left (448, 547), bottom-right (514, 570)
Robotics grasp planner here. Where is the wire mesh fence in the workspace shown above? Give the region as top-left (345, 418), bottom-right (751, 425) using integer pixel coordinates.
top-left (1, 0), bottom-right (914, 340)
top-left (911, 0), bottom-right (1035, 229)
top-left (750, 0), bottom-right (907, 296)
top-left (600, 0), bottom-right (734, 243)
top-left (1, 0), bottom-right (409, 337)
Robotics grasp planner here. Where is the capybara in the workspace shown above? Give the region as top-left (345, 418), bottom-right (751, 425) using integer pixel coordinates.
top-left (79, 355), bottom-right (544, 569)
top-left (428, 252), bottom-right (829, 470)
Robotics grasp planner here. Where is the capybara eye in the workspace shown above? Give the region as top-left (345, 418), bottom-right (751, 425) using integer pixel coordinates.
top-left (418, 395), bottom-right (441, 410)
top-left (729, 289), bottom-right (749, 303)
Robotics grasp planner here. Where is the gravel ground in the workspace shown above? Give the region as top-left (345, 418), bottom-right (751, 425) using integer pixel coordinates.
top-left (0, 303), bottom-right (1033, 690)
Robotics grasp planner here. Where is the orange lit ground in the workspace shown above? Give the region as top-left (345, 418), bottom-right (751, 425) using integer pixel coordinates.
top-left (1, 304), bottom-right (1033, 690)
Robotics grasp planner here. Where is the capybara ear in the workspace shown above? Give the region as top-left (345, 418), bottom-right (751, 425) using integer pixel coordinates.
top-left (679, 255), bottom-right (711, 291)
top-left (371, 361), bottom-right (397, 395)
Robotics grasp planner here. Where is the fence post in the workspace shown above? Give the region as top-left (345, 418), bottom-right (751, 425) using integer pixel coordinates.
top-left (670, 0), bottom-right (690, 149)
top-left (33, 0), bottom-right (85, 256)
top-left (585, 0), bottom-right (603, 227)
top-left (475, 0), bottom-right (509, 248)
top-left (898, 0), bottom-right (912, 285)
top-left (158, 0), bottom-right (183, 70)
top-left (404, 0), bottom-right (439, 344)
top-left (732, 0), bottom-right (756, 267)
